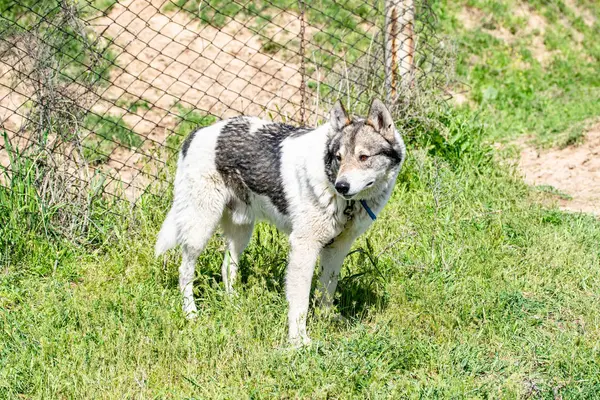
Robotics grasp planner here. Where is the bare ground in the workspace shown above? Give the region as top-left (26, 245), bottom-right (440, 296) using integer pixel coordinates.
top-left (457, 5), bottom-right (553, 65)
top-left (91, 0), bottom-right (305, 126)
top-left (1, 0), bottom-right (309, 199)
top-left (518, 122), bottom-right (600, 216)
top-left (87, 0), bottom-right (310, 198)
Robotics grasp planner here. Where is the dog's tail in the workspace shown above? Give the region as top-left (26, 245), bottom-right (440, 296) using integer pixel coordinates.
top-left (155, 207), bottom-right (178, 257)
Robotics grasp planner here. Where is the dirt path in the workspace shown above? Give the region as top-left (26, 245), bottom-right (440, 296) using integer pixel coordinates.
top-left (519, 122), bottom-right (600, 216)
top-left (91, 0), bottom-right (304, 128)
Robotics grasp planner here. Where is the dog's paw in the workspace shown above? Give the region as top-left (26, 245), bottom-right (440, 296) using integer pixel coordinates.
top-left (182, 303), bottom-right (198, 320)
top-left (288, 334), bottom-right (312, 349)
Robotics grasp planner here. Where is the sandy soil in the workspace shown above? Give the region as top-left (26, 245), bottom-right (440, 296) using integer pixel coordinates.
top-left (1, 0), bottom-right (310, 199)
top-left (458, 5), bottom-right (554, 65)
top-left (519, 122), bottom-right (600, 216)
top-left (0, 53), bottom-right (30, 170)
top-left (91, 0), bottom-right (304, 124)
top-left (86, 0), bottom-right (311, 198)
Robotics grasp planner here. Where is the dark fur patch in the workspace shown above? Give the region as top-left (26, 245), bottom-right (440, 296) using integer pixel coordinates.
top-left (181, 129), bottom-right (197, 157)
top-left (324, 133), bottom-right (342, 185)
top-left (378, 143), bottom-right (404, 165)
top-left (215, 117), bottom-right (310, 215)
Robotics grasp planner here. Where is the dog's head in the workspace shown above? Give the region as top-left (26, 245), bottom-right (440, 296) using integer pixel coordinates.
top-left (324, 99), bottom-right (406, 199)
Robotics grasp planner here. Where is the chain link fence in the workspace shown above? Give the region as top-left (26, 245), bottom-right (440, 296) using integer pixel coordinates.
top-left (0, 0), bottom-right (451, 236)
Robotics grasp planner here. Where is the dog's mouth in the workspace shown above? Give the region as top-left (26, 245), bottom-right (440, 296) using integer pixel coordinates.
top-left (340, 181), bottom-right (375, 200)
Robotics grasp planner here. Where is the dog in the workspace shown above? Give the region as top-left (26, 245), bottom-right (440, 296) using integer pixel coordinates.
top-left (155, 99), bottom-right (406, 345)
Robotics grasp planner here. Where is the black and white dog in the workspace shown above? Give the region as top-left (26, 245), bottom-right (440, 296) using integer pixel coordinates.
top-left (156, 99), bottom-right (406, 345)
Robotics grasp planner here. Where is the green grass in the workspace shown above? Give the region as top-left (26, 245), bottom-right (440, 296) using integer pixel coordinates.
top-left (82, 114), bottom-right (143, 164)
top-left (166, 103), bottom-right (218, 151)
top-left (2, 144), bottom-right (600, 397)
top-left (439, 0), bottom-right (600, 146)
top-left (116, 98), bottom-right (152, 114)
top-left (2, 0), bottom-right (600, 398)
top-left (0, 0), bottom-right (119, 88)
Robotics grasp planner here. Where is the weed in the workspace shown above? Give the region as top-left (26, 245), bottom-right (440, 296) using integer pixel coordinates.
top-left (535, 185), bottom-right (573, 201)
top-left (116, 99), bottom-right (152, 114)
top-left (261, 39), bottom-right (283, 54)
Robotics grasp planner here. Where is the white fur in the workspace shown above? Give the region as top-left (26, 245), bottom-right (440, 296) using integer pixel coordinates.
top-left (155, 117), bottom-right (402, 345)
top-left (155, 207), bottom-right (177, 257)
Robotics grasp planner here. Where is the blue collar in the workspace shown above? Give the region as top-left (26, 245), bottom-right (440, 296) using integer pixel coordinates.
top-left (360, 200), bottom-right (377, 221)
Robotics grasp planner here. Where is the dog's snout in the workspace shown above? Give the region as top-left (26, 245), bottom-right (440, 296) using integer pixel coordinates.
top-left (335, 180), bottom-right (350, 195)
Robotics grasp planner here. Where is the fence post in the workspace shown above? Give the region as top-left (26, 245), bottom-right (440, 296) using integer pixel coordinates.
top-left (385, 0), bottom-right (415, 104)
top-left (399, 0), bottom-right (415, 85)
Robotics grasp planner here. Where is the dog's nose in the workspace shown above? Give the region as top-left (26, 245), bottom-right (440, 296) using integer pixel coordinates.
top-left (335, 181), bottom-right (350, 195)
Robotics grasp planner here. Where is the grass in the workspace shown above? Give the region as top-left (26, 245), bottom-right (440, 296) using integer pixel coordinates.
top-left (0, 0), bottom-right (119, 88)
top-left (2, 144), bottom-right (600, 397)
top-left (439, 0), bottom-right (600, 146)
top-left (1, 0), bottom-right (125, 165)
top-left (166, 103), bottom-right (218, 151)
top-left (2, 0), bottom-right (600, 398)
top-left (82, 114), bottom-right (143, 164)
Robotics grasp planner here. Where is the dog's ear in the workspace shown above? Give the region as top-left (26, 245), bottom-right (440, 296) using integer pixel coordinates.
top-left (329, 100), bottom-right (351, 131)
top-left (367, 99), bottom-right (396, 142)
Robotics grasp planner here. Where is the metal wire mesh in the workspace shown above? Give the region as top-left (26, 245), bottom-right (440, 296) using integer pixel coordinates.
top-left (0, 0), bottom-right (449, 230)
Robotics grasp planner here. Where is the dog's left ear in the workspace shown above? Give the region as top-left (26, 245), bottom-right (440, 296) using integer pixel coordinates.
top-left (367, 99), bottom-right (396, 143)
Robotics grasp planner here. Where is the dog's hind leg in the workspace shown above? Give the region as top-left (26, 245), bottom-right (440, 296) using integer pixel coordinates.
top-left (176, 181), bottom-right (227, 319)
top-left (220, 210), bottom-right (254, 294)
top-left (180, 244), bottom-right (203, 318)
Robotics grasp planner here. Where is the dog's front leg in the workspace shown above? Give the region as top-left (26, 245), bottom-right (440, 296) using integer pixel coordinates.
top-left (317, 234), bottom-right (356, 310)
top-left (286, 234), bottom-right (321, 346)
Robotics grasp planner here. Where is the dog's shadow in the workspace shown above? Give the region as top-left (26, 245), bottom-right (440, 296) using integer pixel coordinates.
top-left (239, 234), bottom-right (390, 321)
top-left (336, 279), bottom-right (388, 320)
top-left (335, 247), bottom-right (390, 320)
top-left (238, 253), bottom-right (389, 322)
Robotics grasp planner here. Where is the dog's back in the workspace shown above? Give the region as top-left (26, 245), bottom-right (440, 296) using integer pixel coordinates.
top-left (155, 116), bottom-right (315, 256)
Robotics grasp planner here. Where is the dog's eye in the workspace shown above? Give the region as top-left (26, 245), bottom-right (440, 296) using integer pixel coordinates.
top-left (359, 154), bottom-right (369, 162)
top-left (335, 154), bottom-right (342, 162)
